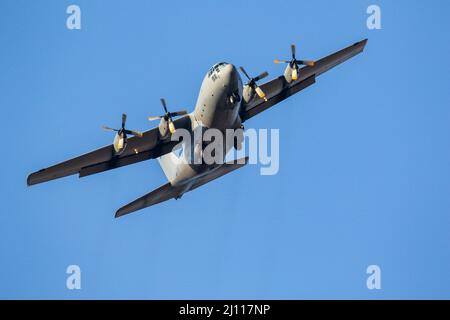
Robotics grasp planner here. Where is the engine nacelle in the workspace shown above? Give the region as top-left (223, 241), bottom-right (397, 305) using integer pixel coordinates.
top-left (113, 132), bottom-right (127, 154)
top-left (158, 118), bottom-right (171, 139)
top-left (283, 64), bottom-right (298, 84)
top-left (242, 85), bottom-right (255, 104)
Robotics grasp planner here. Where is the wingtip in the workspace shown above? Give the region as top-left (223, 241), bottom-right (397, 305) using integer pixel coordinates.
top-left (115, 210), bottom-right (123, 218)
top-left (26, 174), bottom-right (34, 187)
top-left (360, 38), bottom-right (369, 47)
top-left (115, 206), bottom-right (130, 218)
top-left (355, 38), bottom-right (368, 46)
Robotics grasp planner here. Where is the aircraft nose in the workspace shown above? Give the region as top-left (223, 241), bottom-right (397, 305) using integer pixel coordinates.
top-left (222, 64), bottom-right (239, 82)
top-left (222, 63), bottom-right (233, 73)
top-left (224, 63), bottom-right (238, 76)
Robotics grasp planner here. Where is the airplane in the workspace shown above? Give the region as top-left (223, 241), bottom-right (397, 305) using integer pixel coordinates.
top-left (27, 39), bottom-right (368, 218)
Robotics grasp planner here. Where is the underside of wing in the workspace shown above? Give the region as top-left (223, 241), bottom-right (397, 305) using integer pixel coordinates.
top-left (27, 115), bottom-right (191, 186)
top-left (115, 183), bottom-right (183, 218)
top-left (240, 39), bottom-right (368, 122)
top-left (115, 157), bottom-right (249, 218)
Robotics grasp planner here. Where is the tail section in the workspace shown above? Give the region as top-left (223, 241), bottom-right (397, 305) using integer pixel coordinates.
top-left (115, 157), bottom-right (249, 218)
top-left (115, 183), bottom-right (182, 218)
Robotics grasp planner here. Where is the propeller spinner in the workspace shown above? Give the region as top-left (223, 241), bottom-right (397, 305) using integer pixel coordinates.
top-left (274, 44), bottom-right (315, 81)
top-left (239, 66), bottom-right (269, 102)
top-left (102, 113), bottom-right (143, 153)
top-left (148, 98), bottom-right (187, 134)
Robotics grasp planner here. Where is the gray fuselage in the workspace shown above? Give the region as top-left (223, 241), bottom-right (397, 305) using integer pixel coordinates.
top-left (193, 62), bottom-right (243, 131)
top-left (164, 63), bottom-right (245, 189)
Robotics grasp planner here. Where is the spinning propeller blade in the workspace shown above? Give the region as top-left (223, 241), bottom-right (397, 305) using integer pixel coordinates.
top-left (239, 66), bottom-right (269, 102)
top-left (147, 98), bottom-right (188, 134)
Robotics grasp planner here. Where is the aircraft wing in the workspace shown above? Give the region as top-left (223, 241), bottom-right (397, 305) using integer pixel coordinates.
top-left (27, 116), bottom-right (190, 186)
top-left (239, 39), bottom-right (367, 122)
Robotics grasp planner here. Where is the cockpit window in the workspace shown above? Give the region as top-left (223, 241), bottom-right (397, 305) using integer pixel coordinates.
top-left (208, 62), bottom-right (228, 78)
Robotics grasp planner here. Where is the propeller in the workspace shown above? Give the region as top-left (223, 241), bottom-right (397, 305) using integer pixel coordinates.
top-left (102, 113), bottom-right (143, 137)
top-left (274, 44), bottom-right (315, 81)
top-left (239, 66), bottom-right (269, 102)
top-left (148, 98), bottom-right (188, 134)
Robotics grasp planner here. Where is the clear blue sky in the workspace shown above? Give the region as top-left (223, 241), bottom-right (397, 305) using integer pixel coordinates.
top-left (1, 0), bottom-right (449, 299)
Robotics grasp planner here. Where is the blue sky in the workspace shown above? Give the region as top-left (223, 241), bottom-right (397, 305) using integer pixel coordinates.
top-left (1, 0), bottom-right (449, 299)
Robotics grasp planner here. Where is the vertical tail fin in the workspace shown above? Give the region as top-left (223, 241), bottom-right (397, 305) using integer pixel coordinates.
top-left (157, 152), bottom-right (179, 183)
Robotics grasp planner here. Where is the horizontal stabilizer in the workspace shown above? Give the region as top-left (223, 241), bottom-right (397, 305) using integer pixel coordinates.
top-left (115, 183), bottom-right (181, 218)
top-left (115, 157), bottom-right (249, 218)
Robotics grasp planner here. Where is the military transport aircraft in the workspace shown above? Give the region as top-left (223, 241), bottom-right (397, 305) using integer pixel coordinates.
top-left (27, 39), bottom-right (368, 218)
